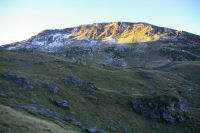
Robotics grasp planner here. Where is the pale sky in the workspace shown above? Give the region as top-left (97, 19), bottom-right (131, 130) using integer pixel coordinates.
top-left (0, 0), bottom-right (200, 45)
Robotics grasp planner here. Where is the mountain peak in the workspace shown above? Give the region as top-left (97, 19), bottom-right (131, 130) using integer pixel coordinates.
top-left (2, 22), bottom-right (197, 52)
top-left (65, 22), bottom-right (183, 44)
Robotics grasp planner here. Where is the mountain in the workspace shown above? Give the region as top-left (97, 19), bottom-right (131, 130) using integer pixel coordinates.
top-left (3, 22), bottom-right (199, 50)
top-left (2, 22), bottom-right (200, 68)
top-left (0, 22), bottom-right (200, 133)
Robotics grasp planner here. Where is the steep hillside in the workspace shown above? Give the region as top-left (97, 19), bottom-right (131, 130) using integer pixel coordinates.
top-left (0, 51), bottom-right (200, 133)
top-left (0, 22), bottom-right (200, 133)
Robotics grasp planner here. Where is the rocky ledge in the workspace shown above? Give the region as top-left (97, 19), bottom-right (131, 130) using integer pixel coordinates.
top-left (131, 95), bottom-right (191, 123)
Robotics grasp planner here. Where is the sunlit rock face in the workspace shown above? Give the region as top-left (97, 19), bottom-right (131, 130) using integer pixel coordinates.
top-left (66, 22), bottom-right (183, 43)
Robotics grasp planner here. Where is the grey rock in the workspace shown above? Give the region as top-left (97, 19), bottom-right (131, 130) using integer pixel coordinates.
top-left (87, 82), bottom-right (96, 89)
top-left (98, 130), bottom-right (106, 133)
top-left (53, 116), bottom-right (60, 120)
top-left (28, 85), bottom-right (34, 89)
top-left (59, 120), bottom-right (69, 125)
top-left (48, 85), bottom-right (59, 94)
top-left (175, 114), bottom-right (185, 122)
top-left (72, 57), bottom-right (86, 65)
top-left (66, 76), bottom-right (83, 87)
top-left (54, 111), bottom-right (59, 117)
top-left (54, 100), bottom-right (70, 109)
top-left (167, 103), bottom-right (175, 111)
top-left (70, 111), bottom-right (76, 115)
top-left (177, 101), bottom-right (187, 112)
top-left (66, 76), bottom-right (100, 93)
top-left (86, 82), bottom-right (101, 92)
top-left (3, 73), bottom-right (33, 89)
top-left (162, 112), bottom-right (175, 123)
top-left (96, 87), bottom-right (102, 91)
top-left (123, 127), bottom-right (129, 133)
top-left (73, 121), bottom-right (82, 126)
top-left (21, 104), bottom-right (61, 120)
top-left (31, 99), bottom-right (37, 104)
top-left (107, 125), bottom-right (117, 131)
top-left (131, 88), bottom-right (135, 91)
top-left (83, 126), bottom-right (97, 133)
top-left (65, 117), bottom-right (75, 121)
top-left (131, 97), bottom-right (189, 123)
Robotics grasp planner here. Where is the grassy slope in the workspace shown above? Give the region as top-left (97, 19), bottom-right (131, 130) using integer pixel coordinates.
top-left (0, 104), bottom-right (79, 133)
top-left (0, 51), bottom-right (199, 133)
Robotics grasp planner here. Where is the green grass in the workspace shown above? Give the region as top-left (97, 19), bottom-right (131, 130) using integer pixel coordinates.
top-left (0, 51), bottom-right (200, 133)
top-left (0, 104), bottom-right (80, 133)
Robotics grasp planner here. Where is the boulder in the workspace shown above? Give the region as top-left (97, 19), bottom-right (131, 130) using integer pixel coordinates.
top-left (65, 76), bottom-right (83, 87)
top-left (31, 99), bottom-right (37, 104)
top-left (59, 120), bottom-right (69, 125)
top-left (107, 125), bottom-right (117, 131)
top-left (98, 130), bottom-right (106, 133)
top-left (177, 100), bottom-right (187, 112)
top-left (65, 117), bottom-right (75, 121)
top-left (21, 104), bottom-right (58, 119)
top-left (131, 96), bottom-right (190, 123)
top-left (54, 100), bottom-right (70, 109)
top-left (175, 114), bottom-right (185, 122)
top-left (83, 126), bottom-right (97, 133)
top-left (70, 111), bottom-right (76, 115)
top-left (162, 112), bottom-right (175, 123)
top-left (3, 73), bottom-right (33, 89)
top-left (48, 85), bottom-right (59, 94)
top-left (73, 121), bottom-right (82, 127)
top-left (123, 128), bottom-right (129, 133)
top-left (72, 57), bottom-right (86, 65)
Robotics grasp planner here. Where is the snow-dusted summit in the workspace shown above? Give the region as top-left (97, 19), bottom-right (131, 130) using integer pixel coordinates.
top-left (1, 22), bottom-right (200, 68)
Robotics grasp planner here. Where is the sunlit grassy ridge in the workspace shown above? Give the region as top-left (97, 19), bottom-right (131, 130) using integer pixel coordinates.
top-left (0, 51), bottom-right (199, 133)
top-left (67, 22), bottom-right (182, 43)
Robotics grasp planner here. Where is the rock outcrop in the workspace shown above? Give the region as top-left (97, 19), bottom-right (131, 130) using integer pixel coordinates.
top-left (131, 95), bottom-right (191, 123)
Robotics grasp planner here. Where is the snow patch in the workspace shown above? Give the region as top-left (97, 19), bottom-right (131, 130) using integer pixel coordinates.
top-left (33, 41), bottom-right (46, 46)
top-left (7, 46), bottom-right (16, 50)
top-left (48, 42), bottom-right (64, 47)
top-left (65, 34), bottom-right (74, 38)
top-left (106, 37), bottom-right (117, 44)
top-left (53, 33), bottom-right (62, 40)
top-left (85, 36), bottom-right (89, 41)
